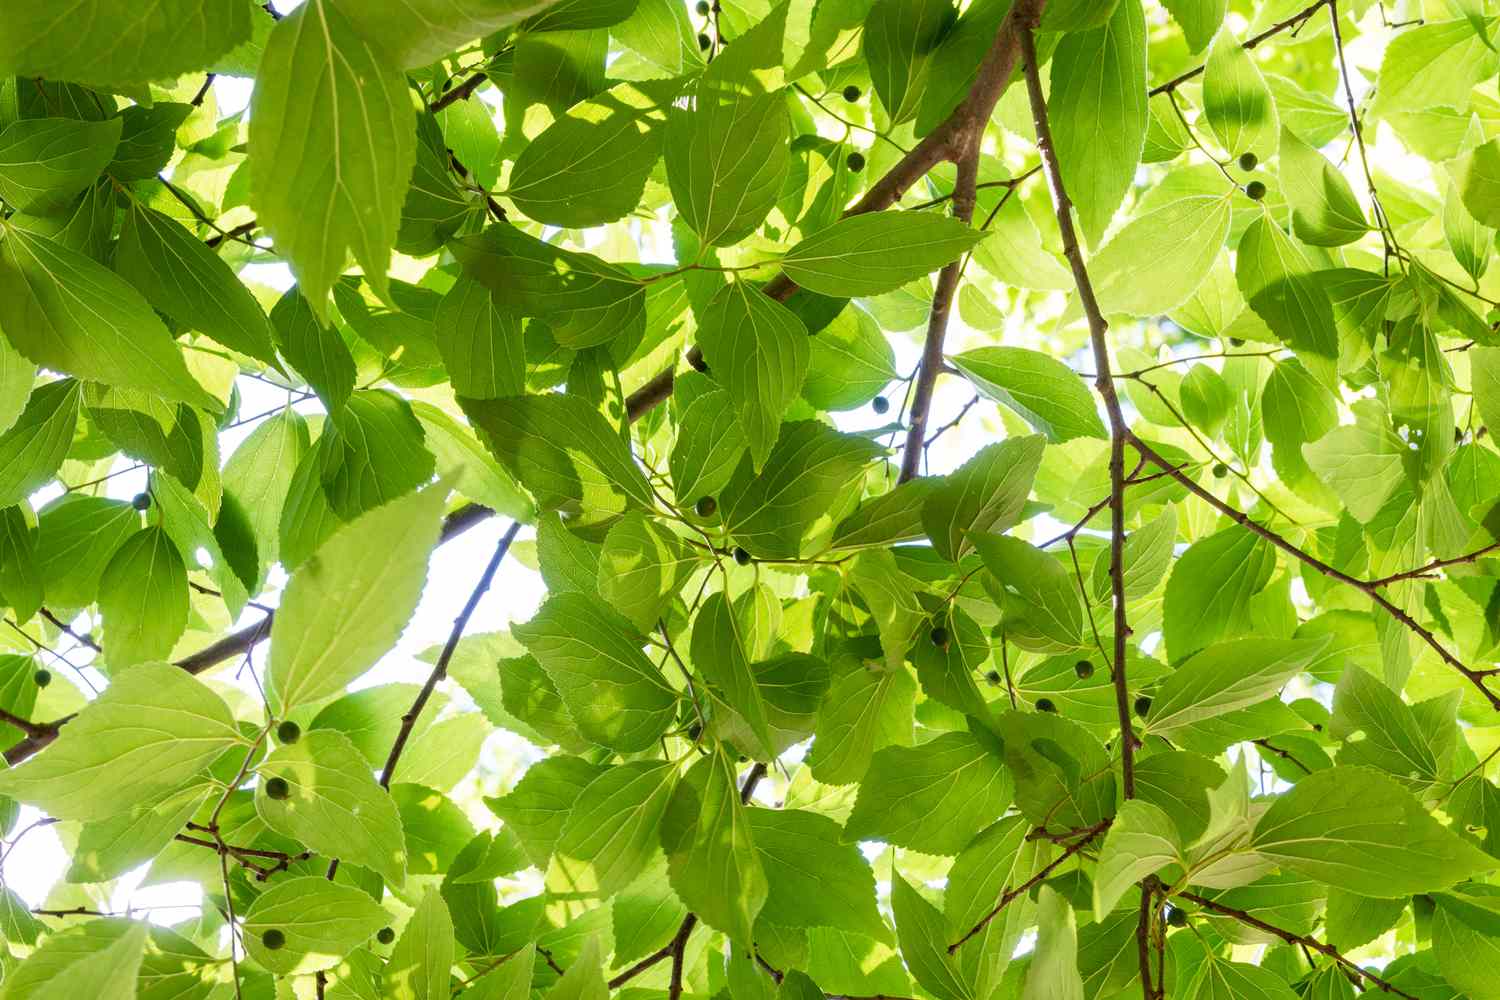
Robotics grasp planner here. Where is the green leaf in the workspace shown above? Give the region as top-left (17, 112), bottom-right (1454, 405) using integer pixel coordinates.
top-left (781, 213), bottom-right (987, 297)
top-left (0, 0), bottom-right (252, 87)
top-left (267, 483), bottom-right (446, 715)
top-left (1022, 887), bottom-right (1084, 1000)
top-left (1330, 665), bottom-right (1442, 784)
top-left (863, 0), bottom-right (954, 124)
top-left (1251, 765), bottom-right (1499, 897)
top-left (670, 387), bottom-right (749, 505)
top-left (0, 662), bottom-right (239, 821)
top-left (891, 867), bottom-right (972, 1000)
top-left (269, 287), bottom-right (357, 411)
top-left (806, 659), bottom-right (916, 785)
top-left (0, 920), bottom-right (148, 1000)
top-left (461, 393), bottom-right (654, 521)
top-left (489, 755), bottom-right (608, 868)
top-left (1202, 25), bottom-right (1279, 159)
top-left (255, 729), bottom-right (409, 885)
top-left (697, 282), bottom-right (810, 470)
top-left (1456, 137), bottom-right (1500, 229)
top-left (434, 279), bottom-right (526, 400)
top-left (0, 117), bottom-right (122, 214)
top-left (384, 887), bottom-right (454, 1000)
top-left (33, 495), bottom-right (137, 608)
top-left (107, 103), bottom-right (191, 182)
top-left (749, 807), bottom-right (888, 941)
top-left (0, 377), bottom-right (79, 507)
top-left (248, 0), bottom-right (416, 317)
top-left (597, 512), bottom-right (698, 632)
top-left (1089, 190), bottom-right (1233, 317)
top-left (1049, 0), bottom-right (1148, 245)
top-left (975, 534), bottom-right (1085, 648)
top-left (113, 203), bottom-right (279, 367)
top-left (1090, 506), bottom-right (1178, 603)
top-left (0, 225), bottom-right (218, 411)
top-left (1186, 961), bottom-right (1298, 1000)
top-left (243, 875), bottom-right (387, 975)
top-left (336, 0), bottom-right (560, 68)
top-left (1279, 127), bottom-right (1367, 246)
top-left (98, 527), bottom-right (189, 670)
top-left (691, 592), bottom-right (777, 759)
top-left (1235, 215), bottom-right (1338, 386)
top-left (843, 731), bottom-right (1011, 855)
top-left (1145, 637), bottom-right (1328, 735)
top-left (951, 349), bottom-right (1103, 443)
top-left (1162, 0), bottom-right (1225, 52)
top-left (511, 81), bottom-right (671, 228)
top-left (665, 84), bottom-right (789, 246)
top-left (547, 761), bottom-right (677, 896)
top-left (320, 389), bottom-right (436, 520)
top-left (223, 407), bottom-right (310, 581)
top-left (513, 591), bottom-right (678, 752)
top-left (802, 304), bottom-right (898, 411)
top-left (451, 225), bottom-right (645, 349)
top-left (1302, 400), bottom-right (1408, 523)
top-left (662, 752), bottom-right (767, 946)
top-left (721, 421), bottom-right (882, 559)
top-left (922, 435), bottom-right (1045, 561)
top-left (1162, 523), bottom-right (1275, 663)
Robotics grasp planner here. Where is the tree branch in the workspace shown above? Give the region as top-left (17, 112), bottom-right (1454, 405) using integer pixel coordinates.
top-left (1020, 21), bottom-right (1151, 994)
top-left (947, 819), bottom-right (1108, 953)
top-left (627, 0), bottom-right (1048, 425)
top-left (1177, 890), bottom-right (1419, 1000)
top-left (1148, 0), bottom-right (1330, 96)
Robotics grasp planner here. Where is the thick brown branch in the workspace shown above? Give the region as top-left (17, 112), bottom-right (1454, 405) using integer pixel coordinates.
top-left (430, 68), bottom-right (491, 113)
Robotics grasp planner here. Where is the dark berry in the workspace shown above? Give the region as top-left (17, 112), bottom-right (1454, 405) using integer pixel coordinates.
top-left (695, 496), bottom-right (717, 517)
top-left (132, 492), bottom-right (152, 511)
top-left (688, 722), bottom-right (703, 741)
top-left (1238, 152), bottom-right (1258, 171)
top-left (33, 669), bottom-right (51, 688)
top-left (377, 927), bottom-right (396, 945)
top-left (261, 929), bottom-right (286, 950)
top-left (1074, 659), bottom-right (1094, 679)
top-left (698, 32), bottom-right (711, 49)
top-left (847, 151), bottom-right (865, 172)
top-left (733, 547), bottom-right (752, 566)
top-left (843, 85), bottom-right (861, 102)
top-left (1036, 698), bottom-right (1057, 713)
top-left (264, 776), bottom-right (290, 801)
top-left (1212, 462), bottom-right (1229, 478)
top-left (1229, 337), bottom-right (1245, 347)
top-left (930, 625), bottom-right (950, 647)
top-left (985, 670), bottom-right (1002, 685)
top-left (1134, 695), bottom-right (1152, 718)
top-left (872, 396), bottom-right (890, 415)
top-left (276, 720), bottom-right (301, 744)
top-left (689, 352), bottom-right (709, 374)
top-left (696, 0), bottom-right (710, 13)
top-left (1166, 906), bottom-right (1188, 927)
top-left (1245, 180), bottom-right (1266, 201)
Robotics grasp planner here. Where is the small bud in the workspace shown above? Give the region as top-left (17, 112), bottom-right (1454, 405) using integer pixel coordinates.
top-left (261, 929), bottom-right (286, 950)
top-left (33, 669), bottom-right (51, 688)
top-left (1035, 698), bottom-right (1057, 713)
top-left (265, 776), bottom-right (291, 801)
top-left (1244, 180), bottom-right (1266, 201)
top-left (843, 85), bottom-right (861, 102)
top-left (1134, 695), bottom-right (1152, 718)
top-left (377, 927), bottom-right (396, 945)
top-left (695, 496), bottom-right (717, 517)
top-left (847, 151), bottom-right (865, 172)
top-left (734, 547), bottom-right (752, 566)
top-left (132, 492), bottom-right (152, 511)
top-left (276, 720), bottom-right (301, 744)
top-left (1074, 659), bottom-right (1094, 679)
top-left (872, 396), bottom-right (890, 415)
top-left (697, 32), bottom-right (711, 49)
top-left (1237, 151), bottom-right (1258, 171)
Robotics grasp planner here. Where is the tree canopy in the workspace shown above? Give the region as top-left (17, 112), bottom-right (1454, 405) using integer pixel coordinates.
top-left (1, 0), bottom-right (1499, 998)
